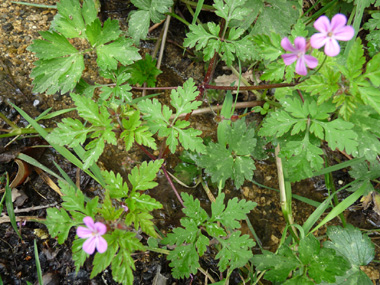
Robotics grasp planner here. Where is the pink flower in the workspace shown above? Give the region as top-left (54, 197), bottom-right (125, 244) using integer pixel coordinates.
top-left (281, 37), bottom-right (318, 76)
top-left (310, 14), bottom-right (354, 57)
top-left (76, 217), bottom-right (108, 255)
top-left (122, 205), bottom-right (129, 212)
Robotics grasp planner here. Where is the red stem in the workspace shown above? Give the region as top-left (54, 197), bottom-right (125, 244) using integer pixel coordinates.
top-left (137, 143), bottom-right (184, 206)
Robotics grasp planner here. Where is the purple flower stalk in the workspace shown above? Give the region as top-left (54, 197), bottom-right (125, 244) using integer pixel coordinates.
top-left (76, 217), bottom-right (108, 255)
top-left (281, 37), bottom-right (318, 76)
top-left (310, 14), bottom-right (354, 57)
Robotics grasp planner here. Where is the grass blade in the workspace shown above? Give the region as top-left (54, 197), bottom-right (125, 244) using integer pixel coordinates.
top-left (5, 173), bottom-right (21, 238)
top-left (17, 153), bottom-right (64, 182)
top-left (311, 183), bottom-right (366, 234)
top-left (34, 239), bottom-right (43, 285)
top-left (10, 103), bottom-right (101, 184)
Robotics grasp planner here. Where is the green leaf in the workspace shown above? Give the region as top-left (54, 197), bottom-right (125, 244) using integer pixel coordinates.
top-left (125, 211), bottom-right (157, 237)
top-left (318, 119), bottom-right (358, 155)
top-left (98, 193), bottom-right (124, 221)
top-left (130, 193), bottom-right (163, 212)
top-left (170, 78), bottom-right (201, 119)
top-left (196, 234), bottom-right (209, 256)
top-left (345, 38), bottom-right (365, 79)
top-left (44, 208), bottom-right (81, 244)
top-left (215, 194), bottom-right (257, 229)
top-left (138, 96), bottom-right (205, 153)
top-left (348, 159), bottom-right (380, 194)
top-left (102, 170), bottom-right (129, 199)
top-left (181, 192), bottom-right (209, 226)
top-left (213, 0), bottom-right (249, 23)
top-left (28, 31), bottom-right (79, 59)
top-left (252, 33), bottom-right (282, 61)
top-left (90, 235), bottom-right (119, 278)
top-left (307, 247), bottom-right (351, 283)
top-left (128, 160), bottom-right (163, 191)
top-left (358, 85), bottom-right (380, 116)
top-left (251, 0), bottom-right (301, 37)
top-left (364, 53), bottom-right (380, 86)
top-left (281, 137), bottom-right (325, 182)
top-left (70, 93), bottom-right (112, 126)
top-left (166, 244), bottom-right (199, 279)
top-left (298, 73), bottom-right (340, 104)
top-left (129, 0), bottom-right (173, 43)
top-left (28, 36), bottom-right (84, 94)
top-left (175, 123), bottom-right (206, 153)
top-left (228, 0), bottom-right (262, 31)
top-left (298, 234), bottom-right (320, 264)
top-left (121, 110), bottom-right (157, 151)
top-left (216, 231), bottom-right (255, 272)
top-left (60, 181), bottom-right (96, 215)
top-left (184, 23), bottom-right (219, 51)
top-left (324, 225), bottom-right (375, 267)
top-left (138, 98), bottom-right (172, 134)
top-left (51, 0), bottom-right (97, 38)
top-left (128, 10), bottom-right (150, 44)
top-left (111, 251), bottom-right (135, 285)
top-left (47, 118), bottom-right (88, 147)
top-left (251, 246), bottom-right (301, 283)
top-left (72, 238), bottom-right (87, 272)
top-left (162, 219), bottom-right (199, 246)
top-left (85, 18), bottom-right (121, 46)
top-left (125, 54), bottom-right (162, 87)
top-left (96, 37), bottom-right (141, 70)
top-left (198, 120), bottom-right (257, 188)
top-left (260, 60), bottom-right (285, 81)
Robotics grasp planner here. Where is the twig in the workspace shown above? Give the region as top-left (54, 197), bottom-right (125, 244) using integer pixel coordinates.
top-left (157, 10), bottom-right (172, 69)
top-left (170, 101), bottom-right (264, 119)
top-left (12, 203), bottom-right (59, 213)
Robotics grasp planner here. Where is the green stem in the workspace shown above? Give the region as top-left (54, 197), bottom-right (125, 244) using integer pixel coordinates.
top-left (179, 0), bottom-right (214, 11)
top-left (167, 12), bottom-right (190, 26)
top-left (11, 1), bottom-right (56, 9)
top-left (0, 128), bottom-right (54, 138)
top-left (324, 157), bottom-right (347, 227)
top-left (0, 112), bottom-right (18, 129)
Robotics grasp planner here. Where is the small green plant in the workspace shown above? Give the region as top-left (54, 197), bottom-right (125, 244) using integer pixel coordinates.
top-left (3, 0), bottom-right (380, 284)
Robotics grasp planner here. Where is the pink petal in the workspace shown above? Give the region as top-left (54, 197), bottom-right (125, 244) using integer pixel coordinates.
top-left (304, 55), bottom-right (318, 69)
top-left (94, 222), bottom-right (107, 235)
top-left (76, 226), bottom-right (94, 238)
top-left (313, 16), bottom-right (330, 33)
top-left (83, 236), bottom-right (96, 255)
top-left (294, 37), bottom-right (306, 51)
top-left (330, 14), bottom-right (347, 31)
top-left (281, 37), bottom-right (297, 52)
top-left (310, 33), bottom-right (328, 49)
top-left (324, 38), bottom-right (340, 56)
top-left (281, 53), bottom-right (298, 65)
top-left (295, 56), bottom-right (307, 76)
top-left (334, 26), bottom-right (354, 41)
top-left (83, 216), bottom-right (96, 231)
top-left (95, 236), bottom-right (108, 253)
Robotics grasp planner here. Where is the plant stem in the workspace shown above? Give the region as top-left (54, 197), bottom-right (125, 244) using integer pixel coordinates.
top-left (167, 12), bottom-right (190, 26)
top-left (161, 166), bottom-right (184, 207)
top-left (179, 0), bottom-right (214, 10)
top-left (157, 11), bottom-right (172, 69)
top-left (136, 143), bottom-right (184, 207)
top-left (204, 82), bottom-right (295, 91)
top-left (275, 145), bottom-right (299, 242)
top-left (170, 101), bottom-right (264, 119)
top-left (0, 112), bottom-right (18, 129)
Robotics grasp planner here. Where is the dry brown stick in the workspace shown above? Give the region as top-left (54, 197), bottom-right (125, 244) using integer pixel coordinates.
top-left (12, 202), bottom-right (58, 214)
top-left (171, 101), bottom-right (264, 119)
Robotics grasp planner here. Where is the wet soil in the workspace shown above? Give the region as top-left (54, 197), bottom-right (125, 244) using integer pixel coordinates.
top-left (1, 0), bottom-right (380, 284)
